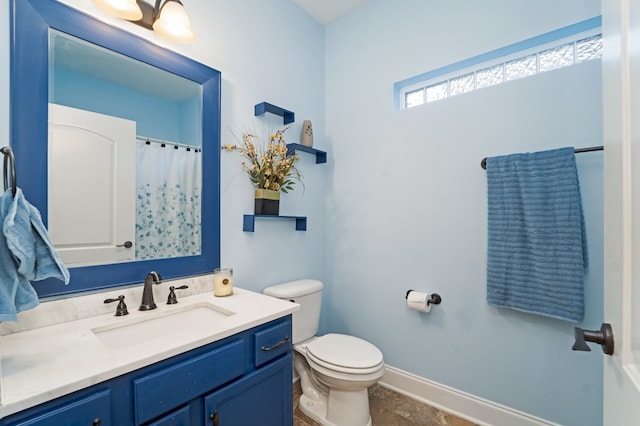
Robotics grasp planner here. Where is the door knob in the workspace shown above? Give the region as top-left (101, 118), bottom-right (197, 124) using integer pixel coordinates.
top-left (572, 323), bottom-right (614, 355)
top-left (116, 241), bottom-right (133, 248)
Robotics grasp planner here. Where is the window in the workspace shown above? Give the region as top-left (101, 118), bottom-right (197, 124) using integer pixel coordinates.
top-left (394, 17), bottom-right (602, 110)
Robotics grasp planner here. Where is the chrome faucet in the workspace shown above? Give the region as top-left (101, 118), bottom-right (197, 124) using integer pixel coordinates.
top-left (139, 271), bottom-right (162, 311)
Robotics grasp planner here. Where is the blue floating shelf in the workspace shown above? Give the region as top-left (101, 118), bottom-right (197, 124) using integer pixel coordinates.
top-left (243, 214), bottom-right (307, 232)
top-left (286, 143), bottom-right (327, 164)
top-left (254, 102), bottom-right (295, 125)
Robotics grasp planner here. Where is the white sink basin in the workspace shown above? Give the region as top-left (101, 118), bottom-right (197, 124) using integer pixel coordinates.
top-left (92, 303), bottom-right (234, 350)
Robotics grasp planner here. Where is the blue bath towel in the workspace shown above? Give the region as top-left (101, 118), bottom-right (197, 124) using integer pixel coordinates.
top-left (0, 188), bottom-right (69, 321)
top-left (486, 147), bottom-right (586, 323)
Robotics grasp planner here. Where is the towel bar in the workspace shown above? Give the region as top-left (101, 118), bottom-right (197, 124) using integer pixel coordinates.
top-left (1, 146), bottom-right (17, 197)
top-left (480, 146), bottom-right (603, 169)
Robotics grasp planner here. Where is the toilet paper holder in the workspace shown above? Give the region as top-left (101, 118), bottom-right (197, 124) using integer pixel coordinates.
top-left (405, 290), bottom-right (442, 306)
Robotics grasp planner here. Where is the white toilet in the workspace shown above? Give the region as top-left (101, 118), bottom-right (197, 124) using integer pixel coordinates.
top-left (263, 279), bottom-right (384, 426)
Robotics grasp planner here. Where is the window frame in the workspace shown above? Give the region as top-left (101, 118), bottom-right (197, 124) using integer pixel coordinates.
top-left (394, 17), bottom-right (602, 110)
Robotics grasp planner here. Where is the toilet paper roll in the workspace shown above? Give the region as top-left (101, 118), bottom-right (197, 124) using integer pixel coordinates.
top-left (406, 291), bottom-right (432, 313)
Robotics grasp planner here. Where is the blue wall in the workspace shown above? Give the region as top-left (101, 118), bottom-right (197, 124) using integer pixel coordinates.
top-left (324, 1), bottom-right (603, 425)
top-left (51, 68), bottom-right (194, 143)
top-left (0, 0), bottom-right (604, 424)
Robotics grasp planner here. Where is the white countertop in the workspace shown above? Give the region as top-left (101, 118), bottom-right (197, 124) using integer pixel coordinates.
top-left (0, 276), bottom-right (298, 419)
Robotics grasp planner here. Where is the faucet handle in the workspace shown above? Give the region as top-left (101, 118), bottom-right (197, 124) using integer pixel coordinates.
top-left (167, 285), bottom-right (189, 304)
top-left (104, 295), bottom-right (129, 316)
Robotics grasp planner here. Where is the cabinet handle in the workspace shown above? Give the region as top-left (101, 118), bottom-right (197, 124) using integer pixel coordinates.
top-left (261, 336), bottom-right (290, 351)
top-left (92, 419), bottom-right (101, 426)
top-left (210, 411), bottom-right (219, 426)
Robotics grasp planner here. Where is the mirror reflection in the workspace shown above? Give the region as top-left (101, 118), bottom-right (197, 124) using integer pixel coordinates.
top-left (48, 30), bottom-right (202, 267)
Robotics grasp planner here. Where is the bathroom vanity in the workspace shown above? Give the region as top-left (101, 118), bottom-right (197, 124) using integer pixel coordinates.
top-left (0, 279), bottom-right (297, 425)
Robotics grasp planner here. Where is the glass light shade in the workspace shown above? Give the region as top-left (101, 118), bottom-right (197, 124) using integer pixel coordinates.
top-left (152, 1), bottom-right (196, 43)
top-left (93, 0), bottom-right (143, 21)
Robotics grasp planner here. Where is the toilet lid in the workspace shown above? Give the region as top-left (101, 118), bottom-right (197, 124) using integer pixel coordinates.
top-left (306, 334), bottom-right (383, 370)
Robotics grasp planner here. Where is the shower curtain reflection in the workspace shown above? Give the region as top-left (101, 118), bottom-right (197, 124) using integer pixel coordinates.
top-left (136, 140), bottom-right (201, 261)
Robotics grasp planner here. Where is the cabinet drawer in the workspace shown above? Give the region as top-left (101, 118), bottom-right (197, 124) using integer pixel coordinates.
top-left (254, 320), bottom-right (291, 367)
top-left (134, 339), bottom-right (244, 425)
top-left (10, 389), bottom-right (111, 426)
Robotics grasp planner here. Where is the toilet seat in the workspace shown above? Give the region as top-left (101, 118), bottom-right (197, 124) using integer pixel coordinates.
top-left (305, 333), bottom-right (384, 375)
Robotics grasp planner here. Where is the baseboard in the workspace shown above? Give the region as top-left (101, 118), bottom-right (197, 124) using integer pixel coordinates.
top-left (379, 365), bottom-right (560, 426)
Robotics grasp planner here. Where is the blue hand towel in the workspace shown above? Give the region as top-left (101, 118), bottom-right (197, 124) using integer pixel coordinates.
top-left (0, 188), bottom-right (69, 322)
top-left (486, 147), bottom-right (586, 322)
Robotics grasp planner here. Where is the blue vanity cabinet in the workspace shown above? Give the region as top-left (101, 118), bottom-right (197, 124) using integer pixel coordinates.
top-left (0, 316), bottom-right (293, 426)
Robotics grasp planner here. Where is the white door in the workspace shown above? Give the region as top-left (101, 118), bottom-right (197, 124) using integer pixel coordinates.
top-left (48, 104), bottom-right (136, 267)
top-left (602, 0), bottom-right (640, 424)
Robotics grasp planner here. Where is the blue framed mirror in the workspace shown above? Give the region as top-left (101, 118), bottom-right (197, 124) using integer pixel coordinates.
top-left (11, 0), bottom-right (221, 298)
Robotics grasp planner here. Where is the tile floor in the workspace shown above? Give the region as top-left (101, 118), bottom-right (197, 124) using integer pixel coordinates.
top-left (293, 382), bottom-right (478, 426)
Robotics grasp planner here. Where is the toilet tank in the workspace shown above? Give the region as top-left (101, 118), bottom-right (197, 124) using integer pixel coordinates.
top-left (263, 279), bottom-right (323, 344)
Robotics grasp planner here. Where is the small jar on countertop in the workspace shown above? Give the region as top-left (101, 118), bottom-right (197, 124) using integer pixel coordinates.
top-left (213, 268), bottom-right (233, 297)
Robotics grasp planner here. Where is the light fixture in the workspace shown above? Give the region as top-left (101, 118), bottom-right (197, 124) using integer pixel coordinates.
top-left (93, 0), bottom-right (195, 43)
top-left (152, 1), bottom-right (196, 43)
top-left (93, 0), bottom-right (142, 20)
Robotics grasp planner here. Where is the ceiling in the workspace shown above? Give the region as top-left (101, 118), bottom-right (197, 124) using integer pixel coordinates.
top-left (291, 0), bottom-right (371, 25)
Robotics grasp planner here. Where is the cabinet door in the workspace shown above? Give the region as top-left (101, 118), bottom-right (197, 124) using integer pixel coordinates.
top-left (204, 354), bottom-right (292, 426)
